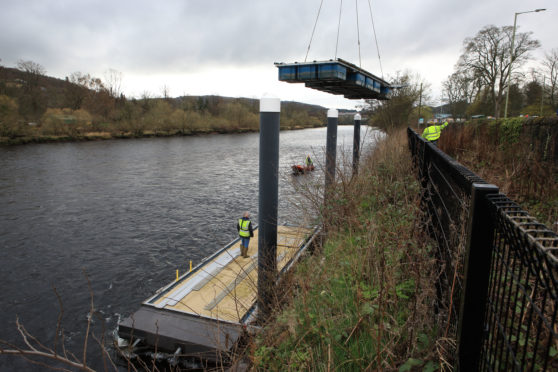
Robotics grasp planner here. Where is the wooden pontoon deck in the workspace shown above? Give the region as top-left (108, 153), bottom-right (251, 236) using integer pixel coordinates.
top-left (117, 225), bottom-right (319, 363)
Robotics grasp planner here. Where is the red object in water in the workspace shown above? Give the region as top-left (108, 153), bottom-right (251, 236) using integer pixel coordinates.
top-left (291, 164), bottom-right (315, 175)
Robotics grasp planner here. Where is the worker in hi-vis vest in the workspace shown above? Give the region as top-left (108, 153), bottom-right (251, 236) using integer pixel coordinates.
top-left (237, 211), bottom-right (254, 258)
top-left (305, 154), bottom-right (313, 167)
top-left (422, 121), bottom-right (449, 145)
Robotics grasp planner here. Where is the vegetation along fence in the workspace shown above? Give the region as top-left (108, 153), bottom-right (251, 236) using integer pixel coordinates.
top-left (407, 128), bottom-right (558, 371)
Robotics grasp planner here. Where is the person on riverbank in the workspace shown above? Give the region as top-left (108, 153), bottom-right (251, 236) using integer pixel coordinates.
top-left (237, 211), bottom-right (254, 258)
top-left (422, 120), bottom-right (449, 146)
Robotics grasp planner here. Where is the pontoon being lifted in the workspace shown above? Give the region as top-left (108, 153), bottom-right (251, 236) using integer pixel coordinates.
top-left (275, 58), bottom-right (390, 100)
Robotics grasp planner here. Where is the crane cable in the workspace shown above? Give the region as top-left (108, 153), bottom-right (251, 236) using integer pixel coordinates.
top-left (305, 0), bottom-right (324, 62)
top-left (334, 0), bottom-right (343, 59)
top-left (367, 0), bottom-right (384, 79)
top-left (306, 0), bottom-right (384, 78)
top-left (355, 0), bottom-right (362, 68)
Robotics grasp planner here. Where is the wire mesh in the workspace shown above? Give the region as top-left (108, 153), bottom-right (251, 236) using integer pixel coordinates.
top-left (480, 194), bottom-right (558, 371)
top-left (408, 128), bottom-right (558, 371)
top-left (408, 128), bottom-right (483, 340)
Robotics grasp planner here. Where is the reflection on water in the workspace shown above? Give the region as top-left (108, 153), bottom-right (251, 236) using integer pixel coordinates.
top-left (0, 125), bottom-right (382, 370)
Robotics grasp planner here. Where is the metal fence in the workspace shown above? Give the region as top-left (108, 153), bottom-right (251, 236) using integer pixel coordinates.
top-left (408, 128), bottom-right (558, 371)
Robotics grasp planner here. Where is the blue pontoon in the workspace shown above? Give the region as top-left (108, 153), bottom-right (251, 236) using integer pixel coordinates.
top-left (275, 58), bottom-right (390, 100)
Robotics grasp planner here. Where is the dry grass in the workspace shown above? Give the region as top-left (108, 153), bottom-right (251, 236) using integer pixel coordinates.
top-left (251, 128), bottom-right (447, 371)
top-left (437, 118), bottom-right (558, 228)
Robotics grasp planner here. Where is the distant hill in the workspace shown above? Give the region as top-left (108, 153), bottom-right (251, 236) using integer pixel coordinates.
top-left (0, 65), bottom-right (331, 142)
top-left (0, 66), bottom-right (82, 109)
top-left (0, 66), bottom-right (329, 115)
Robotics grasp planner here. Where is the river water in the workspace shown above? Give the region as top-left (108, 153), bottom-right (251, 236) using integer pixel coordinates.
top-left (0, 125), bottom-right (381, 370)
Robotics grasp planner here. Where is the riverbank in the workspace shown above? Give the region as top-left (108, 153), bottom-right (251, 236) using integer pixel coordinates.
top-left (251, 128), bottom-right (445, 370)
top-left (0, 124), bottom-right (318, 145)
top-left (0, 128), bottom-right (251, 145)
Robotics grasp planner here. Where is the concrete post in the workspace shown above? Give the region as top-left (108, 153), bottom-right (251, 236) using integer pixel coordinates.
top-left (352, 113), bottom-right (361, 176)
top-left (257, 97), bottom-right (280, 324)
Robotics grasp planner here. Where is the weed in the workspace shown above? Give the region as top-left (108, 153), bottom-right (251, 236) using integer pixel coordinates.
top-left (253, 129), bottom-right (444, 371)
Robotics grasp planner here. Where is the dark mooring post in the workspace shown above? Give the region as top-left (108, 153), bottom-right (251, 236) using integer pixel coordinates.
top-left (352, 113), bottom-right (361, 176)
top-left (257, 96), bottom-right (280, 324)
top-left (324, 109), bottom-right (338, 209)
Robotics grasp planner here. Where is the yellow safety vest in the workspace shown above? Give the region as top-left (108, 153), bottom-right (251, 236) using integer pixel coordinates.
top-left (238, 218), bottom-right (251, 238)
top-left (422, 121), bottom-right (449, 142)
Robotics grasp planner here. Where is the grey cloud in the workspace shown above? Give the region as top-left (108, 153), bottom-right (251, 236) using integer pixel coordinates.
top-left (0, 0), bottom-right (555, 105)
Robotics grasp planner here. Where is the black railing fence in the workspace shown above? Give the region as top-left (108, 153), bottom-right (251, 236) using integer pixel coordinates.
top-left (408, 128), bottom-right (558, 371)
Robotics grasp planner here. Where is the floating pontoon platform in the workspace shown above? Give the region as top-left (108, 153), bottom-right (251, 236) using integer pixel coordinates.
top-left (116, 224), bottom-right (320, 365)
top-left (275, 58), bottom-right (391, 100)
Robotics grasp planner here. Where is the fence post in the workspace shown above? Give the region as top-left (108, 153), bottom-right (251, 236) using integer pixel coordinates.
top-left (457, 183), bottom-right (499, 371)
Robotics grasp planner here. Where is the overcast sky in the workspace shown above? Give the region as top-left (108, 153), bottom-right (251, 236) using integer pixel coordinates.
top-left (0, 0), bottom-right (555, 109)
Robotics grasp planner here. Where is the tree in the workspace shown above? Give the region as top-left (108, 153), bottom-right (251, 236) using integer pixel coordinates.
top-left (16, 60), bottom-right (47, 119)
top-left (456, 25), bottom-right (539, 118)
top-left (103, 68), bottom-right (122, 99)
top-left (443, 71), bottom-right (477, 119)
top-left (0, 58), bottom-right (6, 95)
top-left (66, 72), bottom-right (116, 121)
top-left (365, 71), bottom-right (429, 132)
top-left (144, 99), bottom-right (174, 133)
top-left (65, 72), bottom-right (94, 110)
top-left (524, 79), bottom-right (542, 107)
top-left (505, 83), bottom-right (523, 117)
top-left (161, 85), bottom-right (170, 100)
top-left (17, 60), bottom-right (46, 86)
top-left (543, 49), bottom-right (558, 108)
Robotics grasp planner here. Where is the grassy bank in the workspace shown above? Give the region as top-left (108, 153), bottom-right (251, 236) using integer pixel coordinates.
top-left (1, 88), bottom-right (327, 145)
top-left (0, 122), bottom-right (323, 146)
top-left (251, 129), bottom-right (446, 371)
top-left (438, 117), bottom-right (558, 228)
top-left (0, 127), bottom-right (258, 145)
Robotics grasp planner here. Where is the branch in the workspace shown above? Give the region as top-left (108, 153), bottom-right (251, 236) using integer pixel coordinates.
top-left (0, 348), bottom-right (95, 372)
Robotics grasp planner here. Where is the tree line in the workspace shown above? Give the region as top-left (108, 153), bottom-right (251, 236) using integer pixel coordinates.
top-left (4, 22), bottom-right (555, 140)
top-left (0, 60), bottom-right (325, 142)
top-left (366, 24), bottom-right (558, 132)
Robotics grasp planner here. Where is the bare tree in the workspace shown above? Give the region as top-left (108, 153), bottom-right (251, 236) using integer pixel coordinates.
top-left (456, 25), bottom-right (539, 118)
top-left (17, 60), bottom-right (46, 81)
top-left (103, 68), bottom-right (122, 98)
top-left (17, 60), bottom-right (46, 95)
top-left (16, 60), bottom-right (47, 119)
top-left (543, 49), bottom-right (558, 108)
top-left (66, 72), bottom-right (96, 110)
top-left (443, 70), bottom-right (478, 119)
top-left (365, 71), bottom-right (429, 131)
top-left (161, 84), bottom-right (170, 100)
top-left (69, 72), bottom-right (105, 92)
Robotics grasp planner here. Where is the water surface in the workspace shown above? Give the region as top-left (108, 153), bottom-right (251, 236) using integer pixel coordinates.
top-left (0, 125), bottom-right (381, 370)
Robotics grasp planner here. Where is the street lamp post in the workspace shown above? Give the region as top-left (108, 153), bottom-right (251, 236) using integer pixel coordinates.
top-left (504, 8), bottom-right (546, 119)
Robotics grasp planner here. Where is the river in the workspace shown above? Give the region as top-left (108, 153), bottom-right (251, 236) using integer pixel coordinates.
top-left (0, 125), bottom-right (382, 370)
